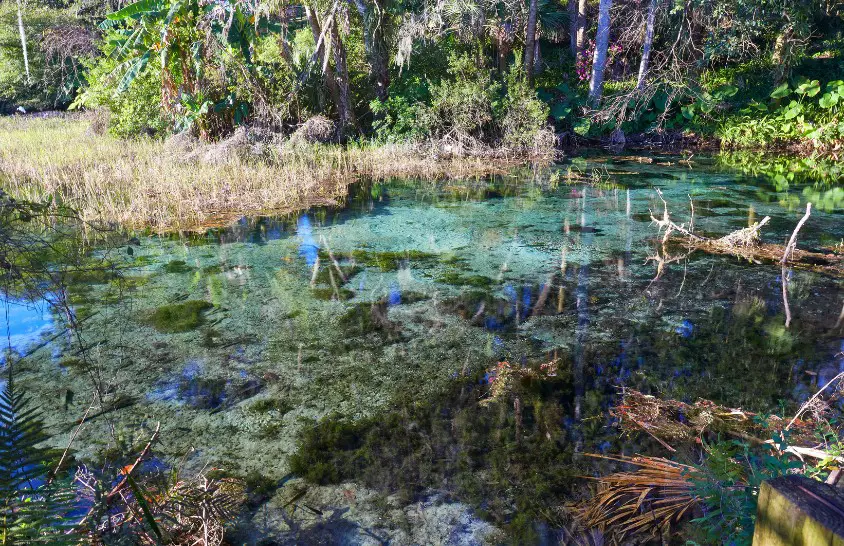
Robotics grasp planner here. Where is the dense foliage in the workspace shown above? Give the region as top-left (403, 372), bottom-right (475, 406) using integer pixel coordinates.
top-left (0, 0), bottom-right (841, 150)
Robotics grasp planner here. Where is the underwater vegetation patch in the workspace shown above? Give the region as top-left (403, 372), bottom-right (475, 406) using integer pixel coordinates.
top-left (288, 365), bottom-right (585, 541)
top-left (311, 287), bottom-right (356, 301)
top-left (142, 300), bottom-right (213, 333)
top-left (163, 260), bottom-right (195, 273)
top-left (436, 271), bottom-right (494, 288)
top-left (348, 249), bottom-right (438, 272)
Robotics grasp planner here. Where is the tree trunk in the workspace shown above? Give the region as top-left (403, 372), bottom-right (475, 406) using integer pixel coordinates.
top-left (533, 39), bottom-right (542, 76)
top-left (496, 23), bottom-right (514, 74)
top-left (568, 0), bottom-right (577, 56)
top-left (305, 5), bottom-right (344, 126)
top-left (16, 0), bottom-right (30, 83)
top-left (523, 0), bottom-right (538, 84)
top-left (328, 16), bottom-right (358, 137)
top-left (351, 0), bottom-right (390, 102)
top-left (588, 0), bottom-right (612, 104)
top-left (575, 0), bottom-right (587, 55)
top-left (636, 0), bottom-right (657, 90)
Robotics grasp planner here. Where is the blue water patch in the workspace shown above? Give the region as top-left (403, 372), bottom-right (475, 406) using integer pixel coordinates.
top-left (0, 298), bottom-right (53, 356)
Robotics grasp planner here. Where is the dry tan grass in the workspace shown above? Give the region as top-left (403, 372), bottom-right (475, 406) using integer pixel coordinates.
top-left (0, 116), bottom-right (538, 231)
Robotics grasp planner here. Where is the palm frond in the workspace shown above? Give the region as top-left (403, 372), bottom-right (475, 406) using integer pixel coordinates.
top-left (574, 454), bottom-right (702, 543)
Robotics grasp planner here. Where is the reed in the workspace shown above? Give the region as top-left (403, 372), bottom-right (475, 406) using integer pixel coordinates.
top-left (0, 116), bottom-right (532, 231)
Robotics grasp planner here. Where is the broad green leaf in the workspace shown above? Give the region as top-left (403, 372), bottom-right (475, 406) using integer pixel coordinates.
top-left (573, 118), bottom-right (591, 136)
top-left (713, 84), bottom-right (738, 99)
top-left (770, 83), bottom-right (790, 99)
top-left (681, 103), bottom-right (696, 120)
top-left (796, 80), bottom-right (820, 97)
top-left (117, 51), bottom-right (150, 92)
top-left (551, 102), bottom-right (571, 120)
top-left (819, 92), bottom-right (839, 109)
top-left (106, 0), bottom-right (162, 20)
top-left (783, 108), bottom-right (800, 120)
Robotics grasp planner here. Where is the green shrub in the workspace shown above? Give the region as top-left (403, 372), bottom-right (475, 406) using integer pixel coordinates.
top-left (422, 52), bottom-right (503, 145)
top-left (75, 40), bottom-right (169, 138)
top-left (370, 93), bottom-right (429, 143)
top-left (501, 66), bottom-right (551, 151)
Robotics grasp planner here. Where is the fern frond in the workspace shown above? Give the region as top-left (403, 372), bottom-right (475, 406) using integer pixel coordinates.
top-left (0, 379), bottom-right (79, 544)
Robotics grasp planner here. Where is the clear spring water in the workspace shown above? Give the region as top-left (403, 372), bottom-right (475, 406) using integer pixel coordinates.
top-left (5, 154), bottom-right (844, 543)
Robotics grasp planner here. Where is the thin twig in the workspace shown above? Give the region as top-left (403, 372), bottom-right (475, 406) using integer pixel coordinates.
top-left (782, 264), bottom-right (792, 328)
top-left (787, 372), bottom-right (844, 430)
top-left (78, 422), bottom-right (161, 529)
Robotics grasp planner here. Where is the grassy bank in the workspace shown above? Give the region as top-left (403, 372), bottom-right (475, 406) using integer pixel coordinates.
top-left (0, 116), bottom-right (536, 231)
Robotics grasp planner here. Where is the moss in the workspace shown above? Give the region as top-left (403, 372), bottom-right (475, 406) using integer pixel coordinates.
top-left (247, 398), bottom-right (292, 414)
top-left (337, 301), bottom-right (395, 336)
top-left (59, 357), bottom-right (89, 372)
top-left (257, 422), bottom-right (285, 439)
top-left (311, 287), bottom-right (355, 301)
top-left (288, 417), bottom-right (365, 484)
top-left (163, 259), bottom-right (194, 273)
top-left (437, 271), bottom-right (493, 287)
top-left (142, 300), bottom-right (213, 333)
top-left (119, 276), bottom-right (150, 290)
top-left (350, 249), bottom-right (437, 271)
top-left (314, 264), bottom-right (363, 285)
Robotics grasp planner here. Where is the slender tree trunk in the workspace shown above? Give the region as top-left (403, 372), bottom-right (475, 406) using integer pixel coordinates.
top-left (575, 0), bottom-right (587, 55)
top-left (636, 0), bottom-right (657, 90)
top-left (305, 5), bottom-right (343, 122)
top-left (16, 0), bottom-right (30, 83)
top-left (496, 23), bottom-right (514, 74)
top-left (588, 0), bottom-right (612, 104)
top-left (523, 0), bottom-right (538, 84)
top-left (568, 0), bottom-right (577, 56)
top-left (277, 6), bottom-right (294, 66)
top-left (351, 0), bottom-right (389, 102)
top-left (328, 17), bottom-right (358, 136)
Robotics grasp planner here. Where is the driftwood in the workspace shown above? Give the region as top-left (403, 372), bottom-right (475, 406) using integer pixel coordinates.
top-left (650, 190), bottom-right (843, 276)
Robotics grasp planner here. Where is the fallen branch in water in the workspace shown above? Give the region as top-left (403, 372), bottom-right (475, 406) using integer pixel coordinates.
top-left (649, 192), bottom-right (843, 276)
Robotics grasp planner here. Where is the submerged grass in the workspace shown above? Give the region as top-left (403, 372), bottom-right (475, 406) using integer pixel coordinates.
top-left (0, 116), bottom-right (535, 231)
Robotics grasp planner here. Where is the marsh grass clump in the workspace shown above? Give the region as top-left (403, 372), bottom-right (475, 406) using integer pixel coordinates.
top-left (143, 300), bottom-right (213, 333)
top-left (0, 117), bottom-right (535, 231)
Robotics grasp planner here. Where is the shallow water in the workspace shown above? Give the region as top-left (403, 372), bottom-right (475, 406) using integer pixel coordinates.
top-left (6, 155), bottom-right (844, 543)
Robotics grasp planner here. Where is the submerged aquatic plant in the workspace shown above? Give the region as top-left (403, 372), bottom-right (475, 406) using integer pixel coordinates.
top-left (143, 300), bottom-right (213, 333)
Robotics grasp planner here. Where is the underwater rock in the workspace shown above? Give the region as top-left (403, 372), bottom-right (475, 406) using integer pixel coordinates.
top-left (239, 482), bottom-right (503, 545)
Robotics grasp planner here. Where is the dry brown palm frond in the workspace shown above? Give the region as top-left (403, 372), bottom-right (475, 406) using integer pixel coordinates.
top-left (574, 453), bottom-right (702, 543)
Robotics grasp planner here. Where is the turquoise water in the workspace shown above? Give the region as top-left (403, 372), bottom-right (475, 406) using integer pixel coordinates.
top-left (5, 155), bottom-right (844, 542)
